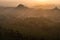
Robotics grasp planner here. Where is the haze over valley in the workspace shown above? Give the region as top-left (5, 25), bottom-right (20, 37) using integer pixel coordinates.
top-left (0, 0), bottom-right (60, 40)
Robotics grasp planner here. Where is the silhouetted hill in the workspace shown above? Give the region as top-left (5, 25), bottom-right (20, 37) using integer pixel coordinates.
top-left (52, 7), bottom-right (60, 10)
top-left (16, 4), bottom-right (28, 9)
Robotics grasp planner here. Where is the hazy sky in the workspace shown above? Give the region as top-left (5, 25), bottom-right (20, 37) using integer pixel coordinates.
top-left (0, 0), bottom-right (60, 7)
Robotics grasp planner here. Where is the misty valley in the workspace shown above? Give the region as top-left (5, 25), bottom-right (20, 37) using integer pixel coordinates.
top-left (0, 5), bottom-right (60, 40)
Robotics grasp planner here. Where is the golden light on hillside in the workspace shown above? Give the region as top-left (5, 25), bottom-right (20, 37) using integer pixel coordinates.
top-left (33, 3), bottom-right (55, 9)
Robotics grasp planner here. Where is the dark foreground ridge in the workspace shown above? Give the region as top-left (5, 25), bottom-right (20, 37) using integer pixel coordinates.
top-left (0, 17), bottom-right (60, 40)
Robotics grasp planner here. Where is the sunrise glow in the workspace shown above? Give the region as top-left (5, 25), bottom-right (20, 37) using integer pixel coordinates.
top-left (0, 0), bottom-right (60, 8)
top-left (34, 0), bottom-right (54, 5)
top-left (34, 0), bottom-right (49, 3)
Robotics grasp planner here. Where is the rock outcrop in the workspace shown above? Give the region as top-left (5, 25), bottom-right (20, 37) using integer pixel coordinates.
top-left (16, 4), bottom-right (28, 9)
top-left (53, 7), bottom-right (60, 10)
